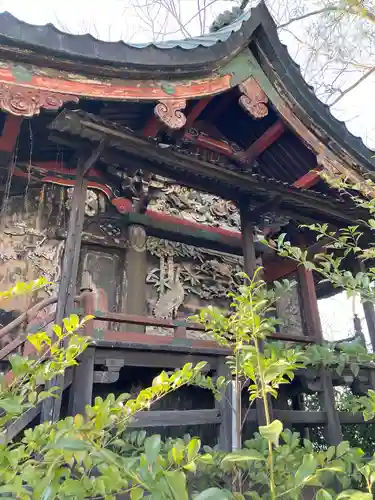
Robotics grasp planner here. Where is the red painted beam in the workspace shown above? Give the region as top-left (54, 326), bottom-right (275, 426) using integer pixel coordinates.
top-left (241, 120), bottom-right (285, 162)
top-left (182, 130), bottom-right (238, 158)
top-left (0, 114), bottom-right (23, 152)
top-left (143, 116), bottom-right (162, 138)
top-left (293, 167), bottom-right (322, 189)
top-left (185, 97), bottom-right (212, 127)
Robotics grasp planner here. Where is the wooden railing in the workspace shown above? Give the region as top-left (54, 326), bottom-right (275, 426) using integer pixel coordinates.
top-left (0, 291), bottom-right (317, 362)
top-left (0, 292), bottom-right (89, 361)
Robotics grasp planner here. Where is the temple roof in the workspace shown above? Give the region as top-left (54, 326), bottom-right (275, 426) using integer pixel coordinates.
top-left (0, 1), bottom-right (373, 179)
top-left (0, 7), bottom-right (259, 75)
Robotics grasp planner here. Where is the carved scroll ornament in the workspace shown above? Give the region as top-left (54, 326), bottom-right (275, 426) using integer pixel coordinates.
top-left (0, 83), bottom-right (79, 117)
top-left (154, 99), bottom-right (187, 129)
top-left (238, 77), bottom-right (268, 119)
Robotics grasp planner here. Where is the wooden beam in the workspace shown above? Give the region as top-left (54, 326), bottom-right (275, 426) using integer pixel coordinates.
top-left (293, 167), bottom-right (322, 189)
top-left (241, 120), bottom-right (285, 162)
top-left (129, 409), bottom-right (221, 428)
top-left (0, 114), bottom-right (23, 153)
top-left (182, 130), bottom-right (240, 160)
top-left (50, 122), bottom-right (363, 225)
top-left (95, 349), bottom-right (218, 370)
top-left (143, 115), bottom-right (162, 138)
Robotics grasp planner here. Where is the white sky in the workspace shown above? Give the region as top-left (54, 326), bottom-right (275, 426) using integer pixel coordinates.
top-left (0, 0), bottom-right (374, 341)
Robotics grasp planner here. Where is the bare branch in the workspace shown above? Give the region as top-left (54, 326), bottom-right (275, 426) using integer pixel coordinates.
top-left (330, 64), bottom-right (375, 106)
top-left (278, 3), bottom-right (375, 30)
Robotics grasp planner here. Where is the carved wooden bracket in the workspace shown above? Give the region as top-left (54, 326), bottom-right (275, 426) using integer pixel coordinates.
top-left (238, 77), bottom-right (268, 119)
top-left (154, 99), bottom-right (187, 129)
top-left (0, 83), bottom-right (79, 117)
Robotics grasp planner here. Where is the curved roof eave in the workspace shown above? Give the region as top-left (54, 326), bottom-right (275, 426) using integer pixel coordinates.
top-left (0, 7), bottom-right (262, 77)
top-left (250, 2), bottom-right (375, 174)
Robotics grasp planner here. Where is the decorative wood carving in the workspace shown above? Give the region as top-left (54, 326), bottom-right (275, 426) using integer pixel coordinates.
top-left (238, 77), bottom-right (268, 119)
top-left (128, 225), bottom-right (147, 252)
top-left (0, 84), bottom-right (79, 117)
top-left (154, 99), bottom-right (187, 129)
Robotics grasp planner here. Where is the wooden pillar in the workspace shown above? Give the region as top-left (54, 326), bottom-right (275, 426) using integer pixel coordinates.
top-left (240, 205), bottom-right (268, 428)
top-left (298, 266), bottom-right (342, 445)
top-left (363, 302), bottom-right (375, 352)
top-left (69, 291), bottom-right (95, 416)
top-left (41, 143), bottom-right (105, 423)
top-left (216, 357), bottom-right (232, 452)
top-left (354, 261), bottom-right (375, 351)
top-left (125, 224), bottom-right (147, 333)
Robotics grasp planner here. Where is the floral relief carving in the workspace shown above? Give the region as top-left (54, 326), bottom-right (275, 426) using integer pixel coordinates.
top-left (148, 177), bottom-right (241, 231)
top-left (0, 83), bottom-right (78, 117)
top-left (238, 77), bottom-right (268, 119)
top-left (154, 99), bottom-right (187, 129)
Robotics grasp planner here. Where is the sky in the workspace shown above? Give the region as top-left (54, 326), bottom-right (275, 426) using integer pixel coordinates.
top-left (0, 0), bottom-right (373, 341)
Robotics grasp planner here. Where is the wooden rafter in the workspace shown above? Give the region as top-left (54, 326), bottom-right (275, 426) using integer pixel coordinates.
top-left (185, 97), bottom-right (212, 128)
top-left (241, 119), bottom-right (285, 162)
top-left (143, 115), bottom-right (162, 138)
top-left (293, 167), bottom-right (322, 189)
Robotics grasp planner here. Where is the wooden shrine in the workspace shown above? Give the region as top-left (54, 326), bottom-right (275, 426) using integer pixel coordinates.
top-left (0, 1), bottom-right (373, 448)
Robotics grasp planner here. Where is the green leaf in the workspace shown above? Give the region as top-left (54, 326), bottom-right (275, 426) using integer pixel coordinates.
top-left (337, 491), bottom-right (372, 500)
top-left (194, 488), bottom-right (232, 500)
top-left (336, 441), bottom-right (350, 458)
top-left (130, 487), bottom-right (144, 500)
top-left (164, 470), bottom-right (188, 500)
top-left (0, 398), bottom-right (23, 414)
top-left (316, 490), bottom-right (333, 500)
top-left (187, 438), bottom-right (201, 462)
top-left (222, 449), bottom-right (266, 462)
top-left (144, 434), bottom-right (161, 464)
top-left (48, 438), bottom-right (91, 451)
top-left (295, 454), bottom-right (318, 485)
top-left (259, 419), bottom-right (283, 446)
top-left (184, 462), bottom-right (197, 473)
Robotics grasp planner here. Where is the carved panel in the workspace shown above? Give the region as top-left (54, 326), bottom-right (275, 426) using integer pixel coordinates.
top-left (154, 99), bottom-right (187, 129)
top-left (148, 177), bottom-right (240, 231)
top-left (0, 83), bottom-right (78, 117)
top-left (145, 238), bottom-right (243, 338)
top-left (238, 77), bottom-right (268, 119)
top-left (276, 277), bottom-right (304, 338)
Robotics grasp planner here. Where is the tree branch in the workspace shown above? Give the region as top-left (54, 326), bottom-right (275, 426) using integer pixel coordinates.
top-left (330, 65), bottom-right (375, 106)
top-left (278, 4), bottom-right (375, 30)
top-left (278, 7), bottom-right (342, 29)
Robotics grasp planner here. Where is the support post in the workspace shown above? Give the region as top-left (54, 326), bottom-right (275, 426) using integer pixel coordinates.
top-left (216, 357), bottom-right (233, 452)
top-left (41, 143), bottom-right (105, 422)
top-left (297, 266), bottom-right (342, 445)
top-left (354, 260), bottom-right (375, 351)
top-left (125, 224), bottom-right (147, 333)
top-left (240, 204), bottom-right (269, 428)
top-left (69, 291), bottom-right (95, 416)
top-left (363, 301), bottom-right (375, 352)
